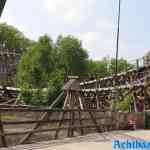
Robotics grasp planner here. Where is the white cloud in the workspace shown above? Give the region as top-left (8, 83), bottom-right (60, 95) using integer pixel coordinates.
top-left (77, 29), bottom-right (129, 60)
top-left (1, 13), bottom-right (20, 29)
top-left (77, 31), bottom-right (114, 59)
top-left (44, 0), bottom-right (97, 24)
top-left (0, 8), bottom-right (27, 36)
top-left (1, 0), bottom-right (131, 60)
top-left (73, 18), bottom-right (116, 59)
top-left (44, 0), bottom-right (120, 59)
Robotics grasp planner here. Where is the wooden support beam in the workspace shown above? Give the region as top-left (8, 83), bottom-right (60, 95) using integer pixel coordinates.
top-left (88, 111), bottom-right (101, 133)
top-left (55, 111), bottom-right (66, 139)
top-left (78, 93), bottom-right (84, 110)
top-left (78, 110), bottom-right (84, 135)
top-left (69, 111), bottom-right (75, 137)
top-left (0, 112), bottom-right (7, 147)
top-left (19, 112), bottom-right (51, 144)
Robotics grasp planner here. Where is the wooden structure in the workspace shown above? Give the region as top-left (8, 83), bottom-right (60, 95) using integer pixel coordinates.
top-left (60, 55), bottom-right (150, 111)
top-left (0, 107), bottom-right (115, 147)
top-left (0, 86), bottom-right (22, 105)
top-left (63, 77), bottom-right (84, 110)
top-left (144, 51), bottom-right (150, 66)
top-left (79, 61), bottom-right (150, 111)
top-left (0, 54), bottom-right (149, 147)
top-left (0, 50), bottom-right (20, 86)
top-left (0, 50), bottom-right (20, 105)
top-left (0, 55), bottom-right (150, 110)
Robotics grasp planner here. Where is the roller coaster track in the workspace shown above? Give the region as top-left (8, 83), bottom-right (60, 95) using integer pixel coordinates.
top-left (0, 55), bottom-right (150, 111)
top-left (61, 56), bottom-right (150, 111)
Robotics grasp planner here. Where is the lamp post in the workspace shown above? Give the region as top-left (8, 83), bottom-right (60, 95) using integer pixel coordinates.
top-left (115, 0), bottom-right (122, 74)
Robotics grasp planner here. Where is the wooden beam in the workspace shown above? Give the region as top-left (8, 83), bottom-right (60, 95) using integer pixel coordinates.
top-left (0, 112), bottom-right (7, 147)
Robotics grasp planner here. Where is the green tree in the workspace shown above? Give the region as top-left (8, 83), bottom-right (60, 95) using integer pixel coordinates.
top-left (87, 59), bottom-right (109, 77)
top-left (17, 35), bottom-right (63, 105)
top-left (18, 35), bottom-right (56, 88)
top-left (0, 23), bottom-right (32, 53)
top-left (56, 35), bottom-right (88, 75)
top-left (109, 58), bottom-right (131, 74)
top-left (111, 91), bottom-right (133, 112)
top-left (87, 57), bottom-right (132, 76)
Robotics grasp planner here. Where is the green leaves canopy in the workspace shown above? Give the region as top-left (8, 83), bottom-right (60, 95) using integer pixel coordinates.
top-left (0, 23), bottom-right (32, 53)
top-left (17, 35), bottom-right (90, 105)
top-left (56, 36), bottom-right (88, 75)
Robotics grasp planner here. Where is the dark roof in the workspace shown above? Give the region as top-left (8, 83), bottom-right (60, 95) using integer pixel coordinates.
top-left (0, 0), bottom-right (7, 17)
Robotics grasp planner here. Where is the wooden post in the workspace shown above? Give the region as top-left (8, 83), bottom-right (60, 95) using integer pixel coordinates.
top-left (96, 79), bottom-right (100, 110)
top-left (0, 112), bottom-right (7, 147)
top-left (55, 111), bottom-right (65, 139)
top-left (88, 111), bottom-right (101, 133)
top-left (136, 59), bottom-right (139, 69)
top-left (63, 91), bottom-right (69, 109)
top-left (78, 110), bottom-right (84, 135)
top-left (78, 92), bottom-right (84, 110)
top-left (67, 111), bottom-right (72, 137)
top-left (70, 111), bottom-right (75, 137)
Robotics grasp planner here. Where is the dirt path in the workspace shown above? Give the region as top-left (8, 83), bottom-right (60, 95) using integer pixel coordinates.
top-left (2, 130), bottom-right (150, 150)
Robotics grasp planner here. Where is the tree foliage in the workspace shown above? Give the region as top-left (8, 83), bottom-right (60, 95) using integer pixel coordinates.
top-left (17, 35), bottom-right (62, 105)
top-left (87, 58), bottom-right (109, 77)
top-left (87, 57), bottom-right (132, 77)
top-left (0, 23), bottom-right (32, 53)
top-left (56, 35), bottom-right (88, 75)
top-left (17, 35), bottom-right (91, 105)
top-left (17, 35), bottom-right (133, 105)
top-left (111, 91), bottom-right (133, 112)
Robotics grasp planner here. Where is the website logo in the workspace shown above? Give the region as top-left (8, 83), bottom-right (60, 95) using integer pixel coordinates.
top-left (112, 140), bottom-right (150, 150)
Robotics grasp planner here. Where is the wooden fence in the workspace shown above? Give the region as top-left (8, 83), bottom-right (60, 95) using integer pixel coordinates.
top-left (0, 107), bottom-right (115, 147)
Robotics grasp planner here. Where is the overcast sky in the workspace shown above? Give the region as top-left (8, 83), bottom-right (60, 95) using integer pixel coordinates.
top-left (0, 0), bottom-right (150, 61)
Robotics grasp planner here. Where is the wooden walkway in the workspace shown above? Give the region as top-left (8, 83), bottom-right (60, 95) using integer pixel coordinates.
top-left (1, 130), bottom-right (150, 150)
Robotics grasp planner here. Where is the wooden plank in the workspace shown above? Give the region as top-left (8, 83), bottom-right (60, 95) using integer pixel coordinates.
top-left (71, 111), bottom-right (75, 137)
top-left (95, 79), bottom-right (100, 110)
top-left (55, 111), bottom-right (66, 139)
top-left (19, 112), bottom-right (52, 144)
top-left (0, 108), bottom-right (104, 112)
top-left (82, 82), bottom-right (144, 93)
top-left (88, 111), bottom-right (101, 133)
top-left (68, 111), bottom-right (75, 137)
top-left (63, 92), bottom-right (69, 109)
top-left (67, 111), bottom-right (71, 137)
top-left (2, 117), bottom-right (104, 125)
top-left (2, 116), bottom-right (106, 126)
top-left (49, 92), bottom-right (64, 109)
top-left (3, 125), bottom-right (99, 136)
top-left (0, 113), bottom-right (7, 147)
top-left (78, 110), bottom-right (84, 135)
